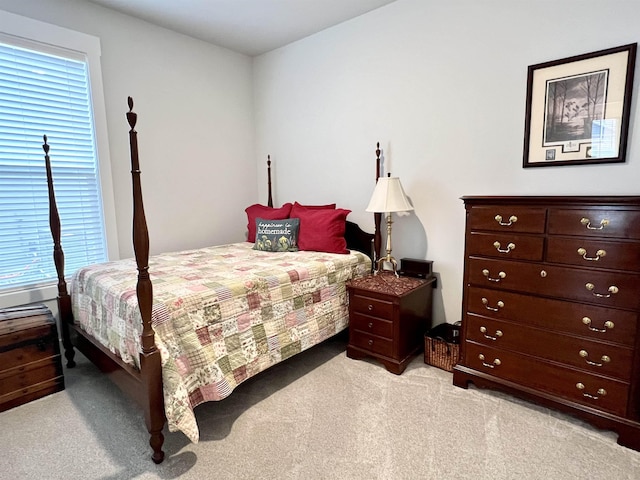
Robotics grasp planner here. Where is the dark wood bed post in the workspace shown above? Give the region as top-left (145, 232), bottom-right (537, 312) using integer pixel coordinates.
top-left (126, 97), bottom-right (166, 464)
top-left (44, 135), bottom-right (76, 368)
top-left (267, 155), bottom-right (273, 208)
top-left (374, 142), bottom-right (382, 262)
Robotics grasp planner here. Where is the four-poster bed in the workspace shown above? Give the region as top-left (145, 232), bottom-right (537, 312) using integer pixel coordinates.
top-left (45, 97), bottom-right (382, 463)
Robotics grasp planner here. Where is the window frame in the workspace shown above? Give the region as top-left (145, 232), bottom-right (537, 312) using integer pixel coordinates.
top-left (0, 10), bottom-right (118, 308)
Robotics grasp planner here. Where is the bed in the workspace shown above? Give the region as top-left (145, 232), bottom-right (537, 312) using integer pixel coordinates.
top-left (44, 97), bottom-right (382, 463)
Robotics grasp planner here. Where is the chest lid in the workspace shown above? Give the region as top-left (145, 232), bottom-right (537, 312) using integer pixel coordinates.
top-left (0, 305), bottom-right (55, 351)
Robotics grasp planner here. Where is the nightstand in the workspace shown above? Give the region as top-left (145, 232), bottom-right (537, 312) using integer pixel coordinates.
top-left (346, 272), bottom-right (435, 374)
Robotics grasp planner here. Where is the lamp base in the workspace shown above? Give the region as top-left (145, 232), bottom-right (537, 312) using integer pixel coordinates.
top-left (374, 255), bottom-right (399, 277)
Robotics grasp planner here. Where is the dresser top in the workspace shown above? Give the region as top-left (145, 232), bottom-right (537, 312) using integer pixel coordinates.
top-left (348, 273), bottom-right (428, 296)
top-left (461, 195), bottom-right (640, 206)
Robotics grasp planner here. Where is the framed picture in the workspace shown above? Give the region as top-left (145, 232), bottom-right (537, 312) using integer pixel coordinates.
top-left (523, 43), bottom-right (637, 168)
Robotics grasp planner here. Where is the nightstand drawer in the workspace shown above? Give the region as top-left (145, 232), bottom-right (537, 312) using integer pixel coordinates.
top-left (350, 293), bottom-right (394, 319)
top-left (350, 312), bottom-right (393, 338)
top-left (350, 330), bottom-right (393, 358)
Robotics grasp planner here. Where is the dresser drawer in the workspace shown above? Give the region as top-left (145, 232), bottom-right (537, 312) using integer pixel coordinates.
top-left (548, 208), bottom-right (640, 239)
top-left (465, 314), bottom-right (634, 380)
top-left (349, 330), bottom-right (393, 358)
top-left (467, 206), bottom-right (546, 233)
top-left (467, 287), bottom-right (637, 346)
top-left (350, 312), bottom-right (393, 339)
top-left (546, 236), bottom-right (640, 272)
top-left (467, 232), bottom-right (544, 261)
top-left (350, 293), bottom-right (394, 319)
top-left (464, 342), bottom-right (629, 416)
top-left (468, 257), bottom-right (640, 309)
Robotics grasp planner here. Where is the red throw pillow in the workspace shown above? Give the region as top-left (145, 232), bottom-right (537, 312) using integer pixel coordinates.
top-left (245, 203), bottom-right (293, 242)
top-left (296, 208), bottom-right (351, 254)
top-left (290, 201), bottom-right (336, 218)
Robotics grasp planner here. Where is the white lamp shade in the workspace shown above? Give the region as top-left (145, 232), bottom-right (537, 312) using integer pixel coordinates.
top-left (365, 176), bottom-right (414, 213)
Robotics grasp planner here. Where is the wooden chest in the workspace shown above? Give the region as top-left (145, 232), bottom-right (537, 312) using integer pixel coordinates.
top-left (0, 304), bottom-right (64, 412)
top-left (453, 196), bottom-right (640, 452)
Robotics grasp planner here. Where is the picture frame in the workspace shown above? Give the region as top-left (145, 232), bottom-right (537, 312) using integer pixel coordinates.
top-left (523, 43), bottom-right (637, 168)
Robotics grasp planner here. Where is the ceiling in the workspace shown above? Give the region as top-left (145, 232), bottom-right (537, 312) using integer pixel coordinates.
top-left (85, 0), bottom-right (397, 56)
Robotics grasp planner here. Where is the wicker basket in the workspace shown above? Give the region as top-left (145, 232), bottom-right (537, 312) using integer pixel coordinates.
top-left (424, 323), bottom-right (460, 372)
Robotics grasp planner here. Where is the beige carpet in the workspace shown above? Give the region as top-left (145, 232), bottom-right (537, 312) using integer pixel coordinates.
top-left (1, 335), bottom-right (640, 480)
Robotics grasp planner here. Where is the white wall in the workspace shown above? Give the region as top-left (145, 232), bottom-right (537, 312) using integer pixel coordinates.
top-left (0, 0), bottom-right (256, 262)
top-left (253, 0), bottom-right (640, 325)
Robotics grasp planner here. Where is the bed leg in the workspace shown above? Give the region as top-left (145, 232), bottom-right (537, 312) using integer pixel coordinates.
top-left (61, 324), bottom-right (76, 368)
top-left (57, 294), bottom-right (76, 368)
top-left (149, 430), bottom-right (165, 464)
top-left (141, 352), bottom-right (166, 463)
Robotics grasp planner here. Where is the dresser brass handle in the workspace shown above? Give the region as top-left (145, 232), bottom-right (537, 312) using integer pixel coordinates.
top-left (580, 217), bottom-right (609, 230)
top-left (478, 353), bottom-right (501, 368)
top-left (579, 349), bottom-right (611, 367)
top-left (367, 304), bottom-right (374, 311)
top-left (481, 297), bottom-right (504, 311)
top-left (585, 283), bottom-right (619, 297)
top-left (367, 322), bottom-right (373, 329)
top-left (577, 248), bottom-right (606, 261)
top-left (493, 241), bottom-right (516, 253)
top-left (368, 339), bottom-right (373, 346)
top-left (582, 316), bottom-right (614, 332)
top-left (575, 383), bottom-right (607, 400)
top-left (494, 214), bottom-right (517, 226)
top-left (482, 269), bottom-right (506, 282)
top-left (480, 326), bottom-right (503, 340)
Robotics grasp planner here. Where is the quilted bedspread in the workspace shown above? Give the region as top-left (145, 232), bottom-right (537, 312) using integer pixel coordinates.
top-left (70, 242), bottom-right (370, 442)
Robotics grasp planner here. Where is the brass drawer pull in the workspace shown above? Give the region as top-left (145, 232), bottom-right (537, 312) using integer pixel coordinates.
top-left (494, 214), bottom-right (517, 226)
top-left (493, 241), bottom-right (516, 253)
top-left (575, 383), bottom-right (607, 400)
top-left (585, 283), bottom-right (619, 297)
top-left (580, 217), bottom-right (609, 230)
top-left (481, 297), bottom-right (504, 311)
top-left (478, 353), bottom-right (501, 368)
top-left (367, 304), bottom-right (374, 311)
top-left (582, 316), bottom-right (614, 332)
top-left (367, 322), bottom-right (373, 329)
top-left (482, 269), bottom-right (506, 282)
top-left (368, 339), bottom-right (374, 346)
top-left (480, 326), bottom-right (503, 340)
top-left (577, 248), bottom-right (606, 261)
top-left (579, 349), bottom-right (611, 367)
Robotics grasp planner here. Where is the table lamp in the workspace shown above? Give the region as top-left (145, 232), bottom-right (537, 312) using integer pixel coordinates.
top-left (366, 174), bottom-right (414, 276)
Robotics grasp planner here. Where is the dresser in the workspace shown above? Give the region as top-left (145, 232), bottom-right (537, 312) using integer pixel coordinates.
top-left (453, 196), bottom-right (640, 451)
top-left (347, 273), bottom-right (435, 374)
top-left (0, 304), bottom-right (64, 412)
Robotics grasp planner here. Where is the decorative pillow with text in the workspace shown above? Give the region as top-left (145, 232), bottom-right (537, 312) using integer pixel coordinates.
top-left (253, 218), bottom-right (300, 252)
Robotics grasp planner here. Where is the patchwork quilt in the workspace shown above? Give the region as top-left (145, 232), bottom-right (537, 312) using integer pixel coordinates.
top-left (70, 242), bottom-right (370, 442)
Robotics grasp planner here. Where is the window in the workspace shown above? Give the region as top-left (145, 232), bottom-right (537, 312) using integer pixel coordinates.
top-left (0, 11), bottom-right (117, 307)
top-left (0, 42), bottom-right (107, 291)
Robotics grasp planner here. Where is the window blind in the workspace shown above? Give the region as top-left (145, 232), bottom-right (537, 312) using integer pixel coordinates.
top-left (0, 42), bottom-right (107, 292)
